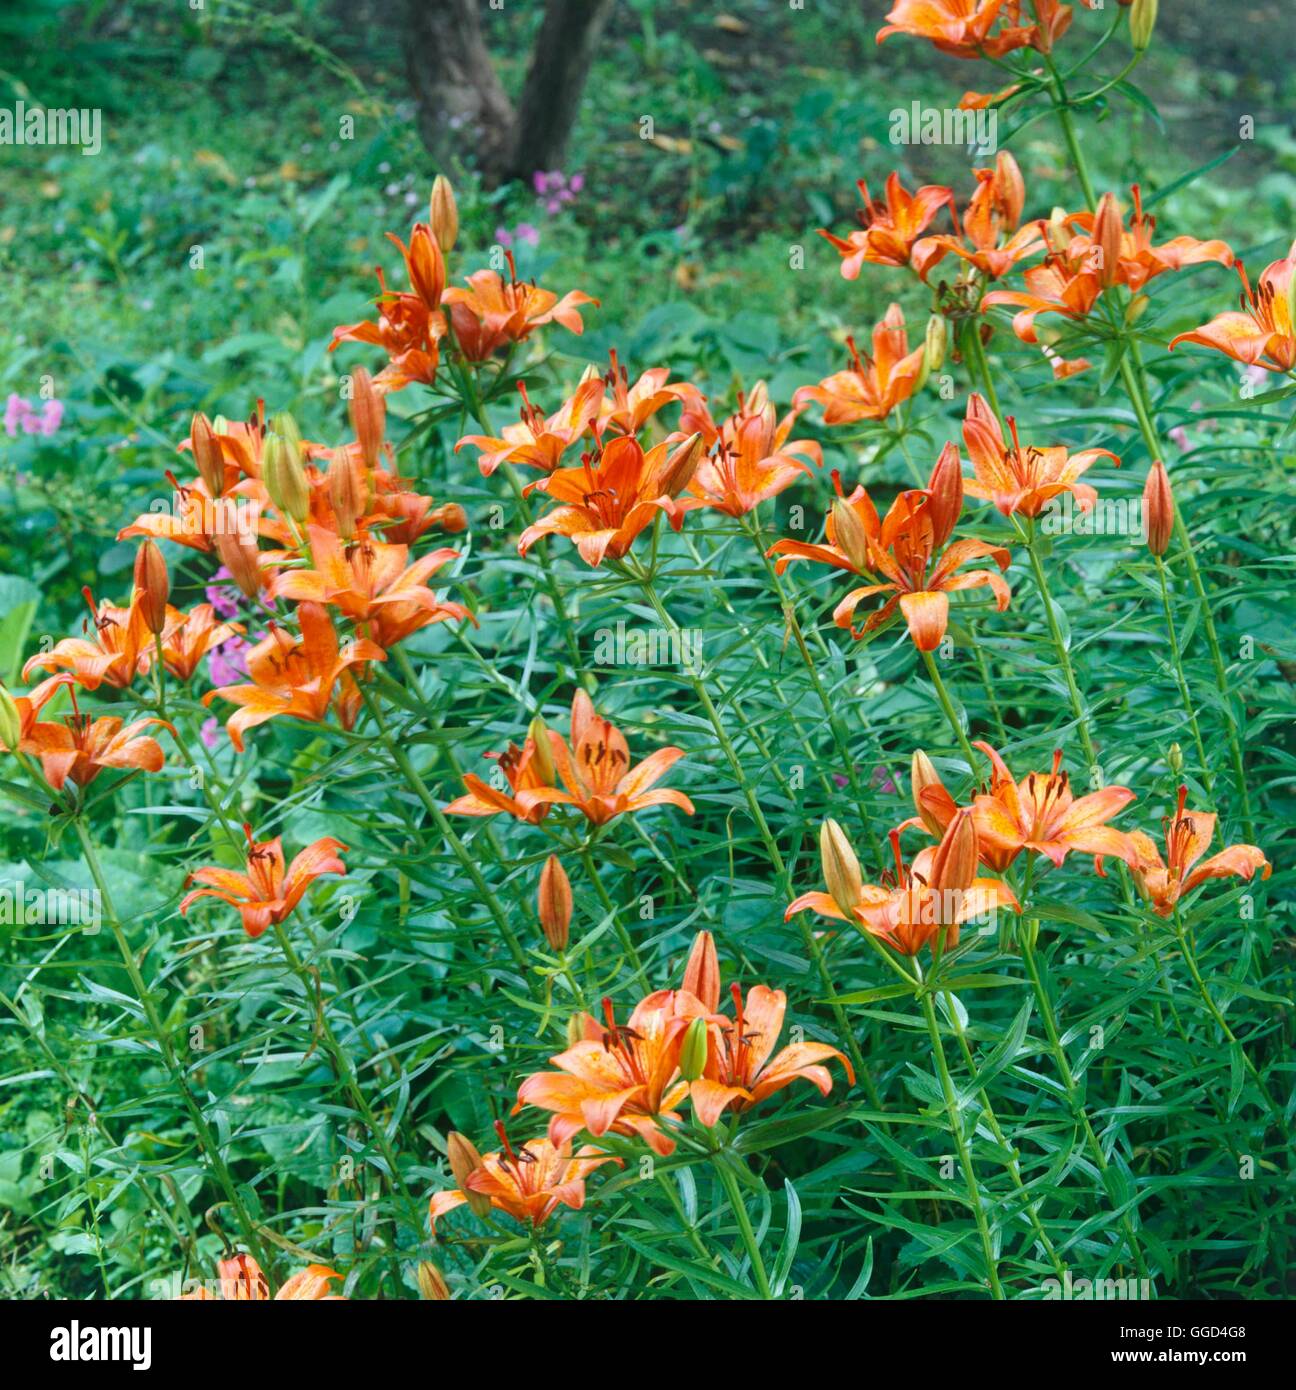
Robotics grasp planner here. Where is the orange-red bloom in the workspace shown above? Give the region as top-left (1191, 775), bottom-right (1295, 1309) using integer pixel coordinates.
top-left (24, 588), bottom-right (153, 692)
top-left (818, 173), bottom-right (952, 276)
top-left (788, 813), bottom-right (1017, 957)
top-left (515, 991), bottom-right (704, 1156)
top-left (160, 604), bottom-right (245, 682)
top-left (1120, 786), bottom-right (1271, 917)
top-left (877, 0), bottom-right (1038, 58)
top-left (969, 742), bottom-right (1136, 872)
top-left (456, 377), bottom-right (605, 476)
top-left (23, 691), bottom-right (173, 792)
top-left (793, 306), bottom-right (927, 424)
top-left (917, 152), bottom-right (1044, 281)
top-left (513, 690), bottom-right (694, 826)
top-left (961, 393), bottom-right (1117, 517)
top-left (203, 602), bottom-right (386, 751)
top-left (690, 980), bottom-right (854, 1126)
top-left (1170, 238), bottom-right (1296, 373)
top-left (518, 433), bottom-right (693, 567)
top-left (180, 824), bottom-right (347, 938)
top-left (179, 1253), bottom-right (343, 1300)
top-left (443, 251), bottom-right (597, 361)
top-left (446, 729), bottom-right (558, 824)
top-left (428, 1122), bottom-right (619, 1233)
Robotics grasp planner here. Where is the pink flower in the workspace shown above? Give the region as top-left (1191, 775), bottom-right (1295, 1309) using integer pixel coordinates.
top-left (4, 394), bottom-right (62, 437)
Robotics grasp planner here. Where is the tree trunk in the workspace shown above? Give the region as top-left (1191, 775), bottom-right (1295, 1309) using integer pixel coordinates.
top-left (403, 0), bottom-right (515, 175)
top-left (502, 0), bottom-right (615, 181)
top-left (404, 0), bottom-right (614, 185)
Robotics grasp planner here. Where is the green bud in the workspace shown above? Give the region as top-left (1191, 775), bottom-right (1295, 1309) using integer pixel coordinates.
top-left (1167, 743), bottom-right (1183, 776)
top-left (1130, 0), bottom-right (1157, 51)
top-left (0, 686), bottom-right (21, 752)
top-left (262, 429), bottom-right (309, 525)
top-left (678, 1016), bottom-right (709, 1083)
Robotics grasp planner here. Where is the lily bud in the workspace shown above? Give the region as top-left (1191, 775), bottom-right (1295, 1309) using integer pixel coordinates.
top-left (0, 686), bottom-right (21, 752)
top-left (213, 530), bottom-right (263, 599)
top-left (348, 366), bottom-right (385, 471)
top-left (1167, 742), bottom-right (1184, 776)
top-left (658, 432), bottom-right (705, 498)
top-left (438, 501), bottom-right (469, 534)
top-left (678, 1016), bottom-right (709, 1082)
top-left (429, 175), bottom-right (459, 253)
top-left (447, 1132), bottom-right (491, 1218)
top-left (930, 809), bottom-right (978, 925)
top-left (527, 715), bottom-right (557, 785)
top-left (1143, 459), bottom-right (1174, 557)
top-left (993, 150), bottom-right (1025, 231)
top-left (133, 540), bottom-right (170, 636)
top-left (820, 819), bottom-right (863, 918)
top-left (191, 412), bottom-right (225, 496)
top-left (328, 451), bottom-right (365, 540)
top-left (1129, 0), bottom-right (1157, 50)
top-left (537, 855), bottom-right (572, 951)
top-left (924, 313), bottom-right (947, 374)
top-left (682, 930), bottom-right (720, 1011)
top-left (1092, 192), bottom-right (1123, 289)
top-left (910, 750), bottom-right (947, 837)
top-left (1125, 294), bottom-right (1150, 325)
top-left (925, 440), bottom-right (963, 549)
top-left (1047, 205), bottom-right (1073, 252)
top-left (417, 1260), bottom-right (452, 1300)
top-left (566, 1012), bottom-right (585, 1047)
top-left (262, 429), bottom-right (309, 525)
top-left (830, 498), bottom-right (870, 573)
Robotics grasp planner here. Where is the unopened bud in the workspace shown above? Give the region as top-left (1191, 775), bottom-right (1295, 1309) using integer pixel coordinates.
top-left (213, 531), bottom-right (262, 599)
top-left (417, 1260), bottom-right (452, 1300)
top-left (682, 930), bottom-right (720, 1011)
top-left (538, 855), bottom-right (572, 951)
top-left (438, 502), bottom-right (468, 534)
top-left (930, 809), bottom-right (978, 903)
top-left (0, 686), bottom-right (21, 752)
top-left (447, 1132), bottom-right (491, 1217)
top-left (1129, 0), bottom-right (1157, 50)
top-left (1143, 460), bottom-right (1174, 557)
top-left (429, 176), bottom-right (459, 253)
top-left (133, 540), bottom-right (170, 636)
top-left (1125, 294), bottom-right (1150, 325)
top-left (924, 314), bottom-right (947, 374)
top-left (528, 716), bottom-right (557, 786)
top-left (348, 367), bottom-right (385, 471)
top-left (925, 440), bottom-right (963, 549)
top-left (1092, 192), bottom-right (1123, 289)
top-left (566, 1012), bottom-right (584, 1047)
top-left (678, 1016), bottom-right (709, 1082)
top-left (328, 451), bottom-right (365, 540)
top-left (191, 412), bottom-right (224, 496)
top-left (830, 497), bottom-right (870, 573)
top-left (263, 430), bottom-right (309, 525)
top-left (820, 819), bottom-right (863, 917)
top-left (911, 750), bottom-right (946, 836)
top-left (658, 432), bottom-right (705, 498)
top-left (1167, 742), bottom-right (1183, 776)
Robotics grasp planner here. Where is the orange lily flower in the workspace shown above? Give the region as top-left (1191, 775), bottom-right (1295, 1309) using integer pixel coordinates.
top-left (594, 351), bottom-right (705, 436)
top-left (266, 524), bottom-right (466, 634)
top-left (918, 153), bottom-right (1044, 281)
top-left (961, 393), bottom-right (1117, 517)
top-left (24, 690), bottom-right (173, 792)
top-left (330, 262), bottom-right (444, 394)
top-left (678, 387), bottom-right (820, 517)
top-left (518, 433), bottom-right (692, 567)
top-left (1119, 787), bottom-right (1272, 918)
top-left (1170, 239), bottom-right (1296, 373)
top-left (428, 1122), bottom-right (620, 1233)
top-left (877, 0), bottom-right (1038, 58)
top-left (690, 981), bottom-right (854, 1126)
top-left (443, 251), bottom-right (597, 361)
top-left (514, 991), bottom-right (705, 1156)
top-left (160, 604), bottom-right (245, 682)
top-left (24, 588), bottom-right (153, 692)
top-left (818, 173), bottom-right (953, 276)
top-left (981, 237), bottom-right (1103, 343)
top-left (117, 473), bottom-right (271, 555)
top-left (1064, 185), bottom-right (1234, 294)
top-left (180, 824), bottom-right (347, 938)
top-left (512, 690), bottom-right (694, 826)
top-left (793, 306), bottom-right (927, 424)
top-left (180, 1253), bottom-right (343, 1300)
top-left (203, 602), bottom-right (386, 751)
top-left (969, 741), bottom-right (1137, 872)
top-left (445, 731), bottom-right (558, 824)
top-left (788, 813), bottom-right (1018, 957)
top-left (456, 377), bottom-right (605, 476)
